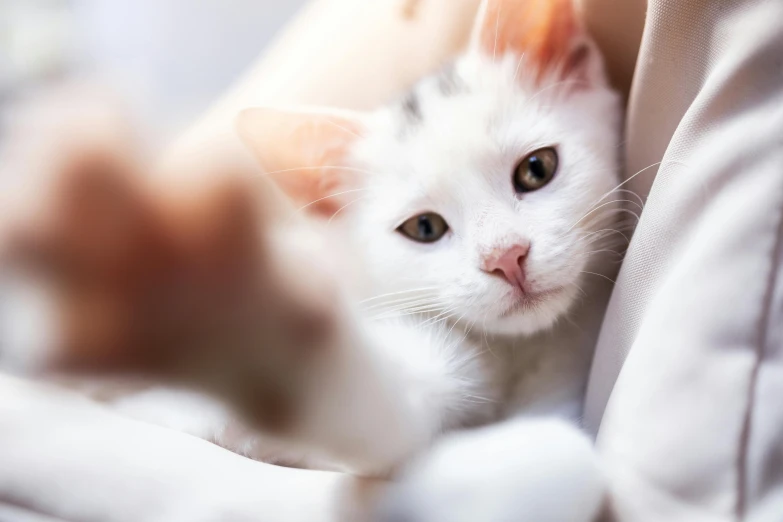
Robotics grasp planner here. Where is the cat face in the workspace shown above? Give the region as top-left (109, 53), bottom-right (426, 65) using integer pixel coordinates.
top-left (240, 0), bottom-right (622, 336)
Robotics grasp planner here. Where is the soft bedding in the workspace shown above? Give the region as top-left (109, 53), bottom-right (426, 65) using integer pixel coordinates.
top-left (585, 1), bottom-right (783, 520)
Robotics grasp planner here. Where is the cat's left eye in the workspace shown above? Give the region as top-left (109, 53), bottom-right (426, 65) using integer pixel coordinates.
top-left (513, 147), bottom-right (559, 193)
top-left (397, 212), bottom-right (449, 243)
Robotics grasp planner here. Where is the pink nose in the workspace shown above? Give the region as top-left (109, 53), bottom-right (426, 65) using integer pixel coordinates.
top-left (482, 244), bottom-right (529, 289)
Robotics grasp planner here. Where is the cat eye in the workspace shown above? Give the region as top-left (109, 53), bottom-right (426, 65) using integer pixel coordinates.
top-left (397, 212), bottom-right (449, 243)
top-left (513, 147), bottom-right (559, 193)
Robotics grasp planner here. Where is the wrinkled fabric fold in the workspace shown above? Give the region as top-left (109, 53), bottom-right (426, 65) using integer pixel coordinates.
top-left (584, 1), bottom-right (783, 520)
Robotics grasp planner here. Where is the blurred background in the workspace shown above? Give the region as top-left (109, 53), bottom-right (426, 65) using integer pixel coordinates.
top-left (0, 0), bottom-right (308, 130)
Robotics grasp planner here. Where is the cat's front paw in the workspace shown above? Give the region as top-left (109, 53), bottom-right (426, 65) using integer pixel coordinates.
top-left (377, 419), bottom-right (606, 522)
top-left (0, 99), bottom-right (345, 432)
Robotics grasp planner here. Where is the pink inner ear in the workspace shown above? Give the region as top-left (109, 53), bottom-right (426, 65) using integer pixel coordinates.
top-left (478, 0), bottom-right (581, 82)
top-left (237, 108), bottom-right (364, 217)
top-left (281, 114), bottom-right (363, 216)
top-left (560, 42), bottom-right (594, 87)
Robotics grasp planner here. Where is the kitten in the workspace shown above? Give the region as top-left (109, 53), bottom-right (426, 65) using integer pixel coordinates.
top-left (232, 0), bottom-right (621, 466)
top-left (0, 0), bottom-right (623, 519)
top-left (234, 0), bottom-right (623, 517)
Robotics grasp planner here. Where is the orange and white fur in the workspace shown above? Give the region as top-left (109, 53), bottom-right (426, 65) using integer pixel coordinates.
top-left (0, 0), bottom-right (623, 520)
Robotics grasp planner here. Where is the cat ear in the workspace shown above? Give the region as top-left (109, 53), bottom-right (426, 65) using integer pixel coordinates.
top-left (237, 107), bottom-right (366, 217)
top-left (469, 0), bottom-right (604, 86)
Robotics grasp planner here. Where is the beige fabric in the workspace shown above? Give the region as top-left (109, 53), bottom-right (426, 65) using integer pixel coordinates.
top-left (159, 0), bottom-right (483, 176)
top-left (584, 1), bottom-right (783, 521)
top-left (579, 0), bottom-right (644, 100)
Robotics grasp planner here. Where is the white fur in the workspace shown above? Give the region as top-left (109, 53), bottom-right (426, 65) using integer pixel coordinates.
top-left (287, 317), bottom-right (498, 475)
top-left (378, 418), bottom-right (605, 522)
top-left (281, 33), bottom-right (623, 521)
top-left (351, 52), bottom-right (620, 336)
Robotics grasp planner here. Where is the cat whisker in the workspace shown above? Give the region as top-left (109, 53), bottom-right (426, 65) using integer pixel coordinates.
top-left (581, 233), bottom-right (632, 247)
top-left (577, 241), bottom-right (629, 258)
top-left (371, 308), bottom-right (447, 321)
top-left (610, 188), bottom-right (645, 210)
top-left (579, 228), bottom-right (631, 246)
top-left (371, 308), bottom-right (454, 320)
top-left (364, 294), bottom-right (444, 309)
top-left (418, 307), bottom-right (460, 327)
top-left (570, 281), bottom-right (588, 299)
top-left (462, 316), bottom-right (478, 340)
top-left (580, 224), bottom-right (638, 242)
top-left (459, 393), bottom-right (495, 405)
top-left (575, 208), bottom-right (641, 235)
top-left (372, 298), bottom-right (447, 312)
top-left (481, 310), bottom-right (494, 355)
top-left (251, 165), bottom-right (383, 178)
top-left (579, 270), bottom-right (622, 289)
top-left (322, 118), bottom-right (364, 140)
top-left (366, 303), bottom-right (443, 317)
top-left (611, 197), bottom-right (644, 215)
top-left (582, 247), bottom-right (630, 261)
top-left (426, 315), bottom-right (457, 329)
top-left (363, 295), bottom-right (441, 309)
top-left (512, 52), bottom-right (527, 83)
top-left (327, 195), bottom-right (369, 224)
top-left (588, 159), bottom-right (690, 212)
top-left (359, 287), bottom-right (440, 304)
top-left (579, 248), bottom-right (625, 258)
top-left (567, 199), bottom-right (640, 232)
top-left (492, 3), bottom-right (501, 62)
top-left (446, 311), bottom-right (470, 338)
top-left (422, 315), bottom-right (457, 331)
top-left (579, 241), bottom-right (629, 256)
top-left (562, 307), bottom-right (587, 333)
top-left (612, 139), bottom-right (630, 151)
top-left (582, 209), bottom-right (642, 231)
top-left (370, 299), bottom-right (445, 313)
top-left (293, 188), bottom-right (371, 215)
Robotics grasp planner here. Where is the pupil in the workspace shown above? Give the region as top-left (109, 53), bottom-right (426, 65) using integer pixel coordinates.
top-left (528, 156), bottom-right (546, 179)
top-left (418, 215), bottom-right (434, 237)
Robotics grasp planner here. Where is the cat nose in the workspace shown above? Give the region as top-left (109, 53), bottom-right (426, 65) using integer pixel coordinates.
top-left (481, 244), bottom-right (529, 289)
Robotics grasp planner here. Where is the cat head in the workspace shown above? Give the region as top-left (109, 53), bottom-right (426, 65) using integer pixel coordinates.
top-left (239, 0), bottom-right (622, 336)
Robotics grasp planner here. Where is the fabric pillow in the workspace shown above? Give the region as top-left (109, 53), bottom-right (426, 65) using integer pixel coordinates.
top-left (584, 1), bottom-right (783, 521)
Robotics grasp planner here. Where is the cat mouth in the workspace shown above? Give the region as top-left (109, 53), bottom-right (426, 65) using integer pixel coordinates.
top-left (499, 287), bottom-right (564, 317)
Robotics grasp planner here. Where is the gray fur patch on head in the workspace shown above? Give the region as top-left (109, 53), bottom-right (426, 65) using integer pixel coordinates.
top-left (436, 63), bottom-right (465, 96)
top-left (401, 90), bottom-right (422, 123)
top-left (396, 63), bottom-right (466, 136)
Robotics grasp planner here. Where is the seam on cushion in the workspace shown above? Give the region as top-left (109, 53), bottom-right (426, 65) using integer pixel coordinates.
top-left (736, 176), bottom-right (783, 521)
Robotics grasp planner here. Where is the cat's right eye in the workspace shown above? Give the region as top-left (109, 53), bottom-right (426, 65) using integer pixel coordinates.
top-left (513, 147), bottom-right (559, 193)
top-left (397, 212), bottom-right (449, 243)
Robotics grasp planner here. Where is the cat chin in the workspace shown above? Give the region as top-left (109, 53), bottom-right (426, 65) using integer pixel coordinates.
top-left (478, 285), bottom-right (578, 337)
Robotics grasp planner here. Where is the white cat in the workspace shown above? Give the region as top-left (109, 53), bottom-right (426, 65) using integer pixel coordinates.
top-left (0, 0), bottom-right (623, 519)
top-left (232, 0), bottom-right (624, 517)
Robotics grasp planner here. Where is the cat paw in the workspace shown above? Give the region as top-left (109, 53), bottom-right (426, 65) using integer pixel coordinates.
top-left (376, 419), bottom-right (606, 522)
top-left (0, 99), bottom-right (344, 433)
top-left (0, 113), bottom-right (152, 374)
